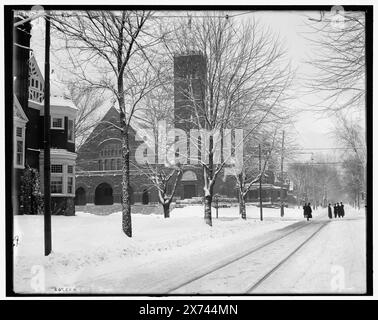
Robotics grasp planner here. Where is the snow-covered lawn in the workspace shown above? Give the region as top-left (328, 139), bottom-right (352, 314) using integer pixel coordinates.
top-left (14, 205), bottom-right (306, 293)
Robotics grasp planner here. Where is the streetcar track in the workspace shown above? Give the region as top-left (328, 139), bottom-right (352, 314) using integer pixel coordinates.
top-left (168, 218), bottom-right (327, 293)
top-left (247, 220), bottom-right (330, 293)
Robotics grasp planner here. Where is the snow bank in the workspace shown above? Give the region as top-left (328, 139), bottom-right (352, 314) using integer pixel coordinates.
top-left (13, 205), bottom-right (314, 293)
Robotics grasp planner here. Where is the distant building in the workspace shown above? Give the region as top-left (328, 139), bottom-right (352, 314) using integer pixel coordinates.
top-left (13, 17), bottom-right (77, 215)
top-left (75, 107), bottom-right (143, 205)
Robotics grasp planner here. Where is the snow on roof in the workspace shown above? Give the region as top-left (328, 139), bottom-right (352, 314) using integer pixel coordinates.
top-left (29, 95), bottom-right (77, 111)
top-left (50, 95), bottom-right (77, 110)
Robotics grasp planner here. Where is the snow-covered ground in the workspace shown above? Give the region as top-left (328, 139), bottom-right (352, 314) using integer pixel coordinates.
top-left (13, 205), bottom-right (303, 293)
top-left (253, 208), bottom-right (366, 294)
top-left (13, 205), bottom-right (365, 294)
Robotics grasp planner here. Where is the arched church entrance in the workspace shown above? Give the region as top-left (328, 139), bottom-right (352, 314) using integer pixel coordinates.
top-left (95, 183), bottom-right (113, 205)
top-left (75, 187), bottom-right (87, 205)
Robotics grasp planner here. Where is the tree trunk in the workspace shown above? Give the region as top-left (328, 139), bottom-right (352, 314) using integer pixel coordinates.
top-left (239, 193), bottom-right (246, 220)
top-left (203, 135), bottom-right (214, 227)
top-left (117, 59), bottom-right (132, 237)
top-left (163, 202), bottom-right (170, 218)
top-left (238, 192), bottom-right (242, 215)
top-left (122, 126), bottom-right (132, 237)
top-left (204, 195), bottom-right (213, 226)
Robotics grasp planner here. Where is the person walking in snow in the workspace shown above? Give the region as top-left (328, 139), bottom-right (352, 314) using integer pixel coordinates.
top-left (328, 203), bottom-right (333, 219)
top-left (336, 203), bottom-right (341, 218)
top-left (340, 202), bottom-right (345, 218)
top-left (303, 203), bottom-right (307, 219)
top-left (306, 202), bottom-right (312, 221)
top-left (333, 203), bottom-right (337, 218)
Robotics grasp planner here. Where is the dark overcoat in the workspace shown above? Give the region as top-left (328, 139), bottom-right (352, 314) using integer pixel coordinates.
top-left (307, 206), bottom-right (312, 218)
top-left (328, 206), bottom-right (332, 218)
top-left (340, 204), bottom-right (345, 217)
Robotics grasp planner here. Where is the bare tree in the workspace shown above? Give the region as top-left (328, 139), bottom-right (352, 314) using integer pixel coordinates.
top-left (232, 129), bottom-right (278, 220)
top-left (133, 163), bottom-right (183, 218)
top-left (164, 13), bottom-right (293, 226)
top-left (304, 10), bottom-right (365, 114)
top-left (333, 115), bottom-right (366, 166)
top-left (130, 69), bottom-right (183, 218)
top-left (288, 158), bottom-right (343, 206)
top-left (51, 10), bottom-right (159, 237)
top-left (333, 114), bottom-right (366, 206)
top-left (342, 155), bottom-right (364, 208)
top-left (67, 82), bottom-right (105, 150)
top-left (288, 162), bottom-right (307, 205)
top-left (302, 11), bottom-right (366, 206)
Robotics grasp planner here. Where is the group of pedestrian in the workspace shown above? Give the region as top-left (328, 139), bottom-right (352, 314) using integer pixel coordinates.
top-left (303, 203), bottom-right (313, 221)
top-left (328, 202), bottom-right (345, 219)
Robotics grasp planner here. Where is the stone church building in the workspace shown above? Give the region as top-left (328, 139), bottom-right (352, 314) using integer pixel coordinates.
top-left (75, 52), bottom-right (287, 206)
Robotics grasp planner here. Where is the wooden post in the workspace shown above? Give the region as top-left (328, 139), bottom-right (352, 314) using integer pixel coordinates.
top-left (259, 144), bottom-right (263, 221)
top-left (280, 131), bottom-right (285, 217)
top-left (43, 13), bottom-right (52, 256)
top-left (215, 195), bottom-right (219, 219)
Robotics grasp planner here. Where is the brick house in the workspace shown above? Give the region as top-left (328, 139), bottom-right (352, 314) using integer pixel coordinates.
top-left (13, 16), bottom-right (77, 215)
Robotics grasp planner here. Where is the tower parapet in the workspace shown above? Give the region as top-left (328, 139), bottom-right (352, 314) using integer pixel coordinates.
top-left (173, 52), bottom-right (207, 132)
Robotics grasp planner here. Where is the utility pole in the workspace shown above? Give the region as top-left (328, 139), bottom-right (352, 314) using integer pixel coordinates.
top-left (259, 144), bottom-right (263, 221)
top-left (280, 131), bottom-right (285, 217)
top-left (43, 12), bottom-right (52, 256)
top-left (312, 155), bottom-right (315, 210)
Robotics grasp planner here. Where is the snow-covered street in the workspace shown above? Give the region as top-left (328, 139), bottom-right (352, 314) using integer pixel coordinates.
top-left (13, 205), bottom-right (366, 294)
top-left (253, 212), bottom-right (366, 294)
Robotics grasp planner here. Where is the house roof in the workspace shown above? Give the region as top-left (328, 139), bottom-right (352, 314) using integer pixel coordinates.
top-left (50, 95), bottom-right (78, 110)
top-left (29, 55), bottom-right (44, 84)
top-left (78, 104), bottom-right (159, 152)
top-left (29, 95), bottom-right (78, 118)
top-left (29, 53), bottom-right (76, 111)
top-left (13, 95), bottom-right (28, 123)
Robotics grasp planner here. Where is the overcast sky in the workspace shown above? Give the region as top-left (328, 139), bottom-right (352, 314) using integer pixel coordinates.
top-left (29, 10), bottom-right (366, 163)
